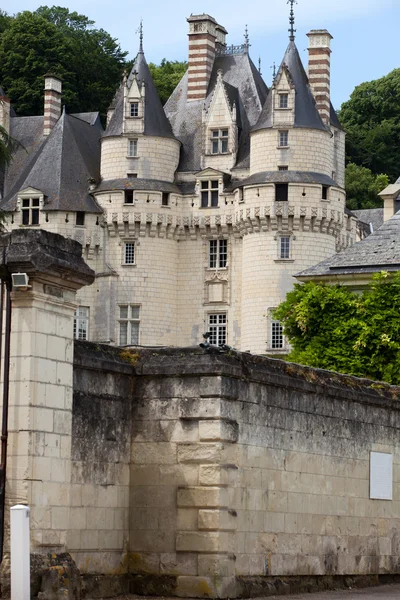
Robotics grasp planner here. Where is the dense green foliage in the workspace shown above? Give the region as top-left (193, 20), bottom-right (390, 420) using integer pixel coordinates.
top-left (345, 163), bottom-right (388, 211)
top-left (148, 59), bottom-right (187, 105)
top-left (274, 273), bottom-right (400, 384)
top-left (340, 69), bottom-right (400, 183)
top-left (0, 123), bottom-right (12, 167)
top-left (0, 6), bottom-right (127, 118)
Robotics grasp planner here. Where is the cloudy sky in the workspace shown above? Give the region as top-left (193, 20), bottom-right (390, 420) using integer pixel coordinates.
top-left (2, 0), bottom-right (398, 108)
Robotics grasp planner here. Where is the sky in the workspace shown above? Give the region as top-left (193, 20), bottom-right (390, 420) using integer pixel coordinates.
top-left (2, 0), bottom-right (399, 109)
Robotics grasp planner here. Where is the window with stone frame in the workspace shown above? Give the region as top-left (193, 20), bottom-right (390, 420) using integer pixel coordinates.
top-left (210, 129), bottom-right (229, 154)
top-left (279, 236), bottom-right (291, 259)
top-left (279, 93), bottom-right (289, 109)
top-left (201, 180), bottom-right (219, 208)
top-left (123, 241), bottom-right (135, 265)
top-left (130, 102), bottom-right (139, 117)
top-left (208, 313), bottom-right (227, 346)
top-left (118, 304), bottom-right (140, 345)
top-left (279, 130), bottom-right (289, 147)
top-left (209, 239), bottom-right (227, 268)
top-left (21, 197), bottom-right (40, 225)
top-left (74, 307), bottom-right (89, 341)
top-left (128, 139), bottom-right (138, 157)
top-left (270, 319), bottom-right (284, 349)
top-left (275, 183), bottom-right (288, 202)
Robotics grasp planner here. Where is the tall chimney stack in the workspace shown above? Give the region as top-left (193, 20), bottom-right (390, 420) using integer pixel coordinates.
top-left (306, 30), bottom-right (333, 126)
top-left (187, 14), bottom-right (227, 102)
top-left (0, 88), bottom-right (10, 136)
top-left (43, 74), bottom-right (62, 136)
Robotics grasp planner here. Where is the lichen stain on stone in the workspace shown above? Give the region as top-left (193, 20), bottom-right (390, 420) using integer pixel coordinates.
top-left (119, 349), bottom-right (140, 365)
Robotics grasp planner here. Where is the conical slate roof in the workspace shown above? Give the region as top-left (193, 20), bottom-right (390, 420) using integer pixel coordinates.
top-left (104, 50), bottom-right (175, 139)
top-left (1, 111), bottom-right (102, 213)
top-left (252, 41), bottom-right (326, 133)
top-left (297, 210), bottom-right (400, 279)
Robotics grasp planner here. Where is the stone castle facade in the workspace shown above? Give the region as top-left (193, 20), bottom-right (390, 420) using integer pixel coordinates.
top-left (0, 14), bottom-right (357, 354)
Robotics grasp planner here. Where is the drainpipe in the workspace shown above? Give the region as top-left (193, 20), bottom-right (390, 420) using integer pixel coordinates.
top-left (0, 263), bottom-right (12, 563)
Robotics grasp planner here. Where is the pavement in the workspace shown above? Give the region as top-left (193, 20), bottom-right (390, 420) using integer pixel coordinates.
top-left (105, 587), bottom-right (400, 600)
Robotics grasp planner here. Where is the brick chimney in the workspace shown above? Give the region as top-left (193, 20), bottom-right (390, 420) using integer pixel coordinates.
top-left (43, 74), bottom-right (62, 136)
top-left (0, 91), bottom-right (10, 136)
top-left (187, 14), bottom-right (227, 102)
top-left (306, 30), bottom-right (333, 126)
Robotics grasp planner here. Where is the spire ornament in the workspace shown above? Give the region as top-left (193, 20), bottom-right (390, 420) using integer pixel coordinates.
top-left (287, 0), bottom-right (297, 41)
top-left (136, 19), bottom-right (144, 53)
top-left (258, 56), bottom-right (262, 75)
top-left (244, 25), bottom-right (250, 52)
top-left (270, 62), bottom-right (276, 80)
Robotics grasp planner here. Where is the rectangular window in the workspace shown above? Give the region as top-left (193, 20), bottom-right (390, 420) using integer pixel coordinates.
top-left (128, 139), bottom-right (138, 157)
top-left (278, 165), bottom-right (288, 171)
top-left (280, 236), bottom-right (291, 259)
top-left (322, 186), bottom-right (328, 200)
top-left (123, 242), bottom-right (135, 265)
top-left (279, 130), bottom-right (289, 147)
top-left (162, 192), bottom-right (169, 206)
top-left (118, 304), bottom-right (140, 345)
top-left (125, 190), bottom-right (134, 204)
top-left (74, 307), bottom-right (89, 341)
top-left (275, 183), bottom-right (288, 202)
top-left (127, 173), bottom-right (137, 178)
top-left (201, 180), bottom-right (219, 208)
top-left (279, 94), bottom-right (288, 109)
top-left (76, 211), bottom-right (85, 226)
top-left (130, 102), bottom-right (139, 117)
top-left (21, 197), bottom-right (40, 226)
top-left (271, 320), bottom-right (284, 349)
top-left (209, 239), bottom-right (227, 269)
top-left (208, 313), bottom-right (227, 346)
top-left (210, 129), bottom-right (229, 154)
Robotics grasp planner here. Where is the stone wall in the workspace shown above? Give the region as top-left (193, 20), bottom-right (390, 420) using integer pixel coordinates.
top-left (127, 347), bottom-right (400, 598)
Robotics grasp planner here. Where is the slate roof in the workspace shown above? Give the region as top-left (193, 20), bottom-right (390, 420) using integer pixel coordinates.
top-left (165, 52), bottom-right (268, 172)
top-left (352, 208), bottom-right (384, 233)
top-left (296, 210), bottom-right (400, 279)
top-left (104, 49), bottom-right (175, 140)
top-left (252, 41), bottom-right (339, 133)
top-left (1, 111), bottom-right (103, 213)
top-left (95, 178), bottom-right (181, 194)
top-left (227, 170), bottom-right (337, 191)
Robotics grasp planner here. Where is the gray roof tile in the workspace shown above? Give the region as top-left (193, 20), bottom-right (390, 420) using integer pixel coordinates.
top-left (1, 111), bottom-right (103, 213)
top-left (227, 170), bottom-right (337, 191)
top-left (95, 178), bottom-right (181, 194)
top-left (104, 51), bottom-right (175, 140)
top-left (297, 211), bottom-right (400, 278)
top-left (253, 41), bottom-right (329, 133)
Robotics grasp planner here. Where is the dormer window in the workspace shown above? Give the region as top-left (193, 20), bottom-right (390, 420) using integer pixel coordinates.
top-left (22, 197), bottom-right (40, 225)
top-left (201, 180), bottom-right (219, 208)
top-left (279, 94), bottom-right (288, 109)
top-left (130, 102), bottom-right (139, 117)
top-left (211, 129), bottom-right (228, 154)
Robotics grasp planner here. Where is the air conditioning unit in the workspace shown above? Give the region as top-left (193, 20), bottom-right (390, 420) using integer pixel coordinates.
top-left (11, 273), bottom-right (31, 290)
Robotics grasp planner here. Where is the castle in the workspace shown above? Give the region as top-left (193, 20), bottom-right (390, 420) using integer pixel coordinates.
top-left (0, 10), bottom-right (358, 354)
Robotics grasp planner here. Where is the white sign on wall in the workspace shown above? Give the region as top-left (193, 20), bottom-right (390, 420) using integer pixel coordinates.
top-left (370, 451), bottom-right (393, 500)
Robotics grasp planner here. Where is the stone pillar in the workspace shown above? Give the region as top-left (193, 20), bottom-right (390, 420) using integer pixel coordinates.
top-left (1, 229), bottom-right (94, 557)
top-left (43, 74), bottom-right (62, 136)
top-left (187, 15), bottom-right (227, 102)
top-left (307, 30), bottom-right (333, 126)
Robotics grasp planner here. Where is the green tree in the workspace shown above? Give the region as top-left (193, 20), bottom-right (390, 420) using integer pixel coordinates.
top-left (0, 7), bottom-right (127, 118)
top-left (274, 273), bottom-right (400, 384)
top-left (345, 163), bottom-right (389, 210)
top-left (149, 59), bottom-right (187, 105)
top-left (0, 123), bottom-right (12, 167)
top-left (0, 10), bottom-right (12, 34)
top-left (339, 69), bottom-right (400, 182)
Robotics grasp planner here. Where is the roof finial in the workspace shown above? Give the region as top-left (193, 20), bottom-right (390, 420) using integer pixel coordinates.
top-left (137, 19), bottom-right (144, 53)
top-left (244, 24), bottom-right (250, 51)
top-left (271, 62), bottom-right (276, 80)
top-left (258, 56), bottom-right (262, 75)
top-left (287, 0), bottom-right (297, 41)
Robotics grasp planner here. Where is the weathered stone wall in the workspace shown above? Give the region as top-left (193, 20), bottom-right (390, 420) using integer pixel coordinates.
top-left (127, 348), bottom-right (400, 598)
top-left (70, 342), bottom-right (134, 574)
